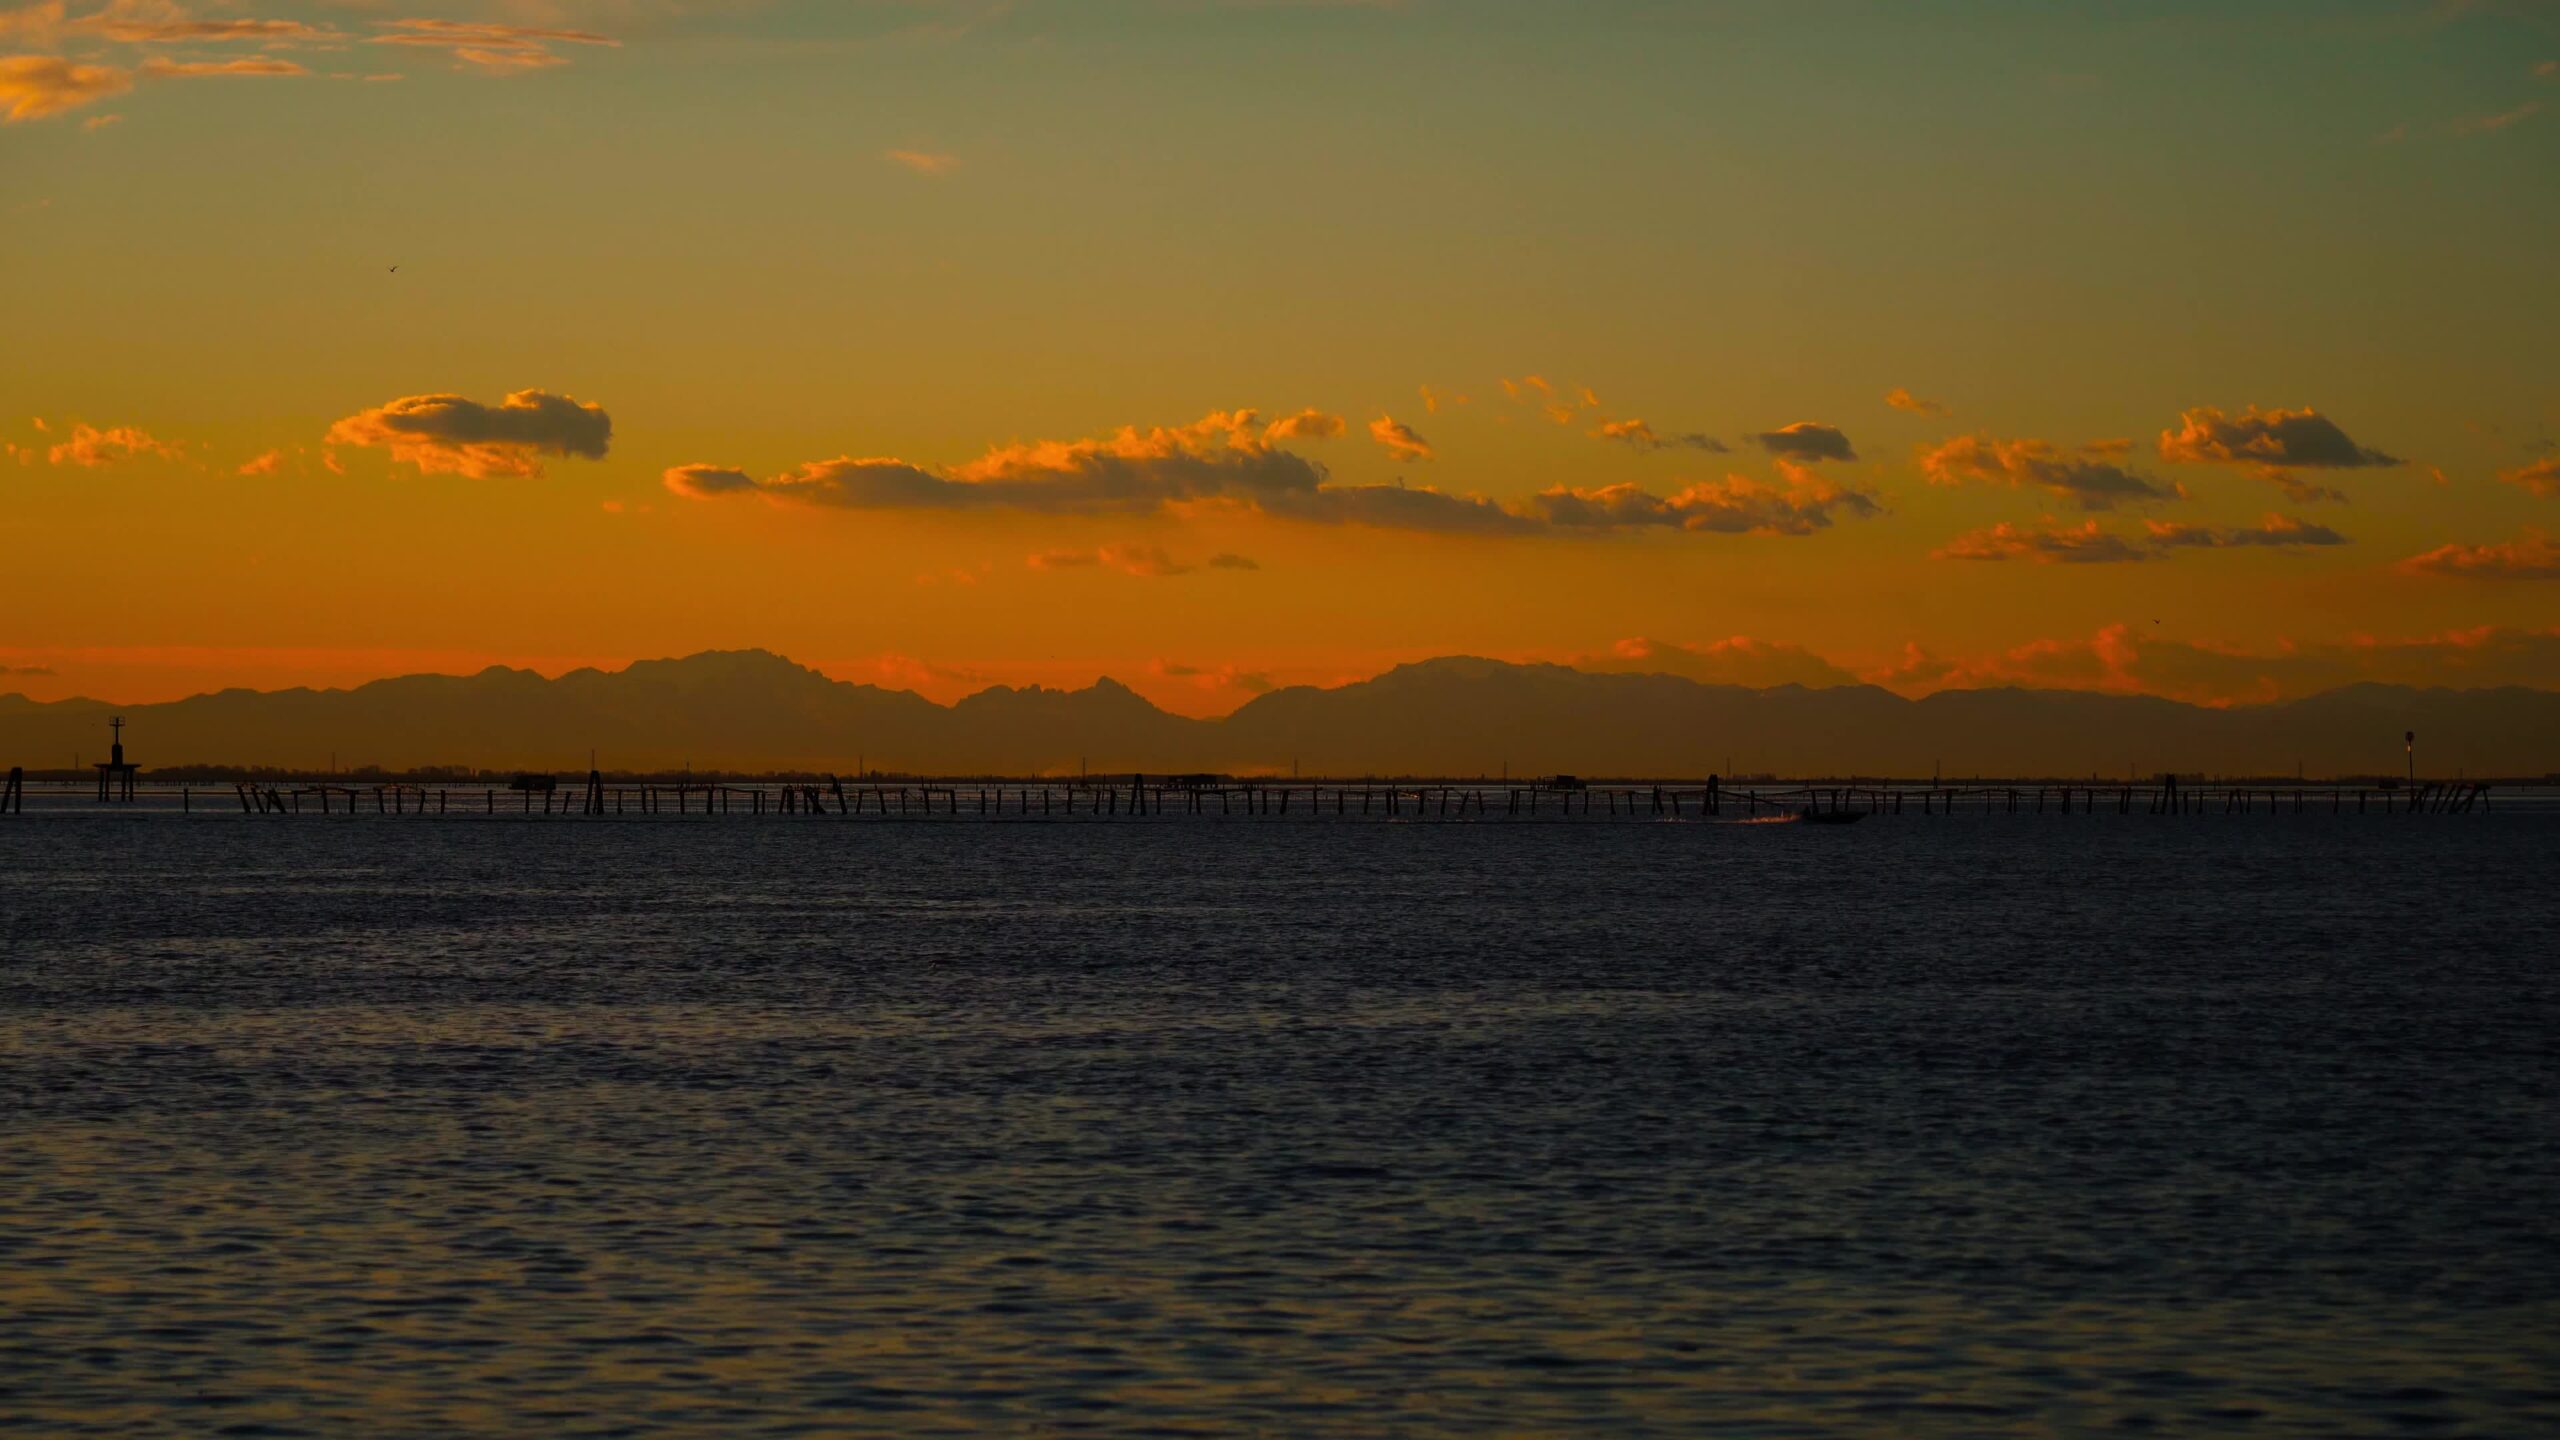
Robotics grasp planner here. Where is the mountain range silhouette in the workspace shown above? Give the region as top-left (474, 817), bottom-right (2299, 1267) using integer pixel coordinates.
top-left (2, 649), bottom-right (2552, 778)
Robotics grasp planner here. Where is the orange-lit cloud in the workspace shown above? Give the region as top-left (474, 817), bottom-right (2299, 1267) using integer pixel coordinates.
top-left (1868, 623), bottom-right (2560, 705)
top-left (329, 389), bottom-right (611, 478)
top-left (369, 19), bottom-right (618, 74)
top-left (1751, 421), bottom-right (1856, 462)
top-left (670, 409), bottom-right (1879, 539)
top-left (886, 149), bottom-right (958, 174)
top-left (1578, 636), bottom-right (1858, 689)
top-left (1934, 519), bottom-right (2147, 564)
top-left (1920, 433), bottom-right (2176, 510)
top-left (2452, 99), bottom-right (2539, 134)
top-left (46, 421), bottom-right (183, 467)
top-left (663, 463), bottom-right (754, 498)
top-left (2397, 531), bottom-right (2560, 580)
top-left (140, 56), bottom-right (305, 78)
top-left (1, 53), bottom-right (130, 121)
top-left (1591, 418), bottom-right (1726, 453)
top-left (235, 449), bottom-right (284, 476)
top-left (1522, 467), bottom-right (1878, 536)
top-left (2157, 405), bottom-right (2400, 471)
top-left (1263, 409), bottom-right (1345, 441)
top-left (2499, 454), bottom-right (2560, 496)
top-left (1368, 414), bottom-right (1433, 463)
top-left (1026, 542), bottom-right (1202, 578)
top-left (83, 16), bottom-right (340, 44)
top-left (2143, 513), bottom-right (2348, 549)
top-left (1885, 387), bottom-right (1949, 417)
top-left (1149, 658), bottom-right (1274, 696)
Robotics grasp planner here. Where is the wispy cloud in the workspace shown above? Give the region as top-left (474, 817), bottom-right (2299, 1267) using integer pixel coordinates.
top-left (1590, 418), bottom-right (1726, 454)
top-left (1027, 543), bottom-right (1197, 578)
top-left (44, 421), bottom-right (184, 467)
top-left (2498, 454), bottom-right (2560, 496)
top-left (0, 53), bottom-right (129, 121)
top-left (667, 409), bottom-right (1880, 540)
top-left (1934, 519), bottom-right (2149, 564)
top-left (1921, 433), bottom-right (2176, 511)
top-left (2398, 530), bottom-right (2560, 579)
top-left (2142, 513), bottom-right (2348, 549)
top-left (1367, 414), bottom-right (1433, 463)
top-left (2452, 99), bottom-right (2540, 134)
top-left (370, 19), bottom-right (619, 75)
top-left (886, 148), bottom-right (959, 174)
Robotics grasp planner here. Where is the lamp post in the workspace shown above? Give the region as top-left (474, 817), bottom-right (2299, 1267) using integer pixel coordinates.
top-left (2405, 730), bottom-right (2415, 788)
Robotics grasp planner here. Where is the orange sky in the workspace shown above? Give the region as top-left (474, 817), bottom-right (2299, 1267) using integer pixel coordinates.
top-left (4, 0), bottom-right (2556, 714)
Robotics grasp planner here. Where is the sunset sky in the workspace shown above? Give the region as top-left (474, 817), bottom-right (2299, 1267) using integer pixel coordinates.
top-left (4, 0), bottom-right (2556, 715)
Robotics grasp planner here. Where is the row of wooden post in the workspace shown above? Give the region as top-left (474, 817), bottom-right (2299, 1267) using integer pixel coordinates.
top-left (0, 768), bottom-right (2499, 819)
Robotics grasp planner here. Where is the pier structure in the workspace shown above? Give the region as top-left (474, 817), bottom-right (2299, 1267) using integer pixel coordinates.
top-left (0, 770), bottom-right (2519, 820)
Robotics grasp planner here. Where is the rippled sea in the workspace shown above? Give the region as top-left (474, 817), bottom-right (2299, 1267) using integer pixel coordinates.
top-left (3, 812), bottom-right (2556, 1437)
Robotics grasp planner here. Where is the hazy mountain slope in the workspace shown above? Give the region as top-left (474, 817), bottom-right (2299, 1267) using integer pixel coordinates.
top-left (1, 650), bottom-right (2553, 777)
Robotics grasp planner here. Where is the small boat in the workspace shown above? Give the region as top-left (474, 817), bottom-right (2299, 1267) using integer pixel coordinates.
top-left (1796, 806), bottom-right (1864, 825)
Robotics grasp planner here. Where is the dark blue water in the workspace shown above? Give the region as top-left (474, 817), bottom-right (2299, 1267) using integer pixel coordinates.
top-left (2, 814), bottom-right (2556, 1436)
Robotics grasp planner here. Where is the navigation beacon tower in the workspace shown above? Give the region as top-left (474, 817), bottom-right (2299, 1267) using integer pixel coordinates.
top-left (94, 716), bottom-right (138, 802)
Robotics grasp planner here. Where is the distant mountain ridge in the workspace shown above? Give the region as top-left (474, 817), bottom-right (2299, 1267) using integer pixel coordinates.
top-left (2, 649), bottom-right (2552, 778)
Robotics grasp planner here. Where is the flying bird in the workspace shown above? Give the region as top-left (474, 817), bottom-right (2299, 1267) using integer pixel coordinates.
top-left (388, 265), bottom-right (399, 273)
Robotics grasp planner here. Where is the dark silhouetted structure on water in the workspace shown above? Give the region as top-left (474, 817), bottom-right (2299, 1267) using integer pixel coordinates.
top-left (94, 717), bottom-right (137, 803)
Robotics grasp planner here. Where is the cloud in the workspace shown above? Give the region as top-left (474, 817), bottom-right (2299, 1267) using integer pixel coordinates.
top-left (663, 463), bottom-right (756, 498)
top-left (2499, 455), bottom-right (2560, 497)
top-left (46, 422), bottom-right (182, 467)
top-left (886, 148), bottom-right (958, 174)
top-left (236, 449), bottom-right (284, 476)
top-left (0, 663), bottom-right (54, 677)
top-left (88, 17), bottom-right (340, 44)
top-left (0, 4), bottom-right (63, 41)
top-left (1750, 421), bottom-right (1856, 462)
top-left (1591, 418), bottom-right (1727, 454)
top-left (370, 19), bottom-right (618, 74)
top-left (1520, 465), bottom-right (1879, 536)
top-left (1578, 636), bottom-right (1858, 689)
top-left (2157, 405), bottom-right (2401, 470)
top-left (1934, 519), bottom-right (2149, 564)
top-left (2143, 513), bottom-right (2349, 548)
top-left (671, 409), bottom-right (1882, 540)
top-left (328, 389), bottom-right (611, 478)
top-left (1920, 433), bottom-right (2176, 510)
top-left (2453, 99), bottom-right (2540, 134)
top-left (140, 56), bottom-right (305, 78)
top-left (1418, 384), bottom-right (1468, 414)
top-left (0, 53), bottom-right (129, 121)
top-left (1885, 387), bottom-right (1949, 417)
top-left (2397, 530), bottom-right (2560, 580)
top-left (1870, 623), bottom-right (2560, 706)
top-left (1026, 543), bottom-right (1194, 577)
top-left (1262, 409), bottom-right (1345, 442)
top-left (1148, 659), bottom-right (1273, 696)
top-left (1206, 552), bottom-right (1260, 570)
top-left (1368, 414), bottom-right (1433, 463)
